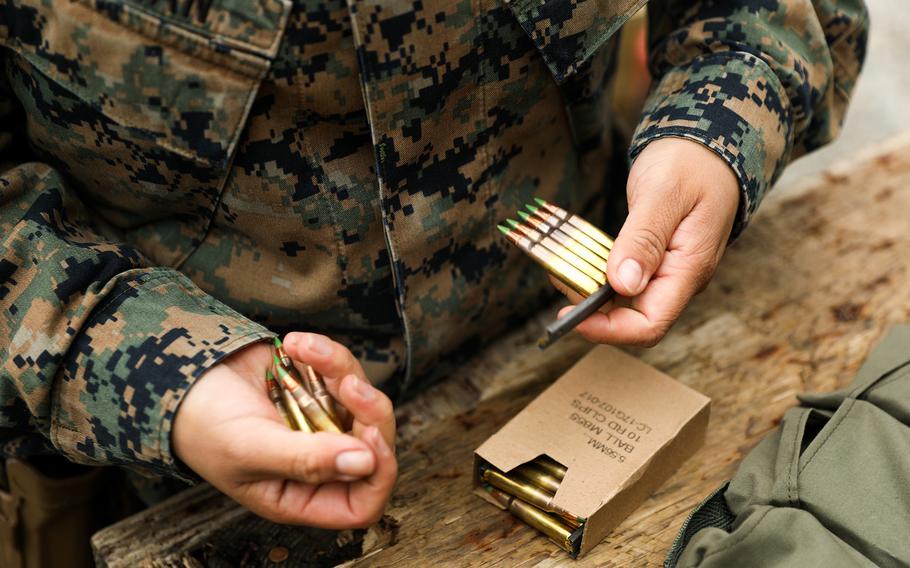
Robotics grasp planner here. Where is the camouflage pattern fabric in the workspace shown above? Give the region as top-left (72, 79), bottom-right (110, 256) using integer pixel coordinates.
top-left (0, 0), bottom-right (867, 479)
top-left (631, 0), bottom-right (869, 234)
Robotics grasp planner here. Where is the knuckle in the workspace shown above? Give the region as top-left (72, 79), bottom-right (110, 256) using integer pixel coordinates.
top-left (384, 458), bottom-right (399, 482)
top-left (628, 227), bottom-right (667, 267)
top-left (366, 509), bottom-right (385, 525)
top-left (345, 351), bottom-right (363, 375)
top-left (640, 332), bottom-right (661, 348)
top-left (291, 450), bottom-right (323, 483)
top-left (263, 508), bottom-right (295, 525)
top-left (637, 334), bottom-right (659, 348)
top-left (640, 321), bottom-right (670, 347)
top-left (687, 250), bottom-right (718, 293)
top-left (694, 262), bottom-right (717, 293)
top-left (373, 393), bottom-right (395, 419)
top-left (328, 346), bottom-right (359, 379)
top-left (696, 252), bottom-right (717, 274)
top-left (353, 507), bottom-right (384, 528)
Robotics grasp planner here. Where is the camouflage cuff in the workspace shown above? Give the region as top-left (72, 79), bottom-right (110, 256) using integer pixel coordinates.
top-left (51, 268), bottom-right (273, 482)
top-left (629, 51), bottom-right (793, 239)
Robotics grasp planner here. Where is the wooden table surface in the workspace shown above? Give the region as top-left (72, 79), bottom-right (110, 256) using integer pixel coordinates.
top-left (93, 133), bottom-right (910, 568)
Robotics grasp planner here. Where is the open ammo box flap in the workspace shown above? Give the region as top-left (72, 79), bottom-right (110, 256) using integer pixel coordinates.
top-left (475, 345), bottom-right (710, 521)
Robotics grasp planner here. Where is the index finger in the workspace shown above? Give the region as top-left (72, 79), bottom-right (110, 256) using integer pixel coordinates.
top-left (282, 333), bottom-right (395, 446)
top-left (335, 374), bottom-right (396, 449)
top-left (282, 332), bottom-right (369, 391)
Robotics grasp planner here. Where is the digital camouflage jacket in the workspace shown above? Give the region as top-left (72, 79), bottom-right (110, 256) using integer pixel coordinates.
top-left (0, 0), bottom-right (867, 479)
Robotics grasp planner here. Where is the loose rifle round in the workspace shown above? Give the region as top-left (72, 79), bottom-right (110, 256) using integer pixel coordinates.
top-left (282, 387), bottom-right (314, 432)
top-left (305, 365), bottom-right (339, 425)
top-left (274, 338), bottom-right (341, 423)
top-left (265, 370), bottom-right (294, 429)
top-left (274, 337), bottom-right (294, 371)
top-left (273, 355), bottom-right (342, 433)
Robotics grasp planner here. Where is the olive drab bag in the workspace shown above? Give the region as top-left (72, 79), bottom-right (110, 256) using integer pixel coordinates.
top-left (666, 326), bottom-right (910, 568)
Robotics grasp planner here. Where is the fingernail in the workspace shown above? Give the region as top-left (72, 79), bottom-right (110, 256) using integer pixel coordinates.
top-left (306, 334), bottom-right (332, 356)
top-left (336, 450), bottom-right (373, 476)
top-left (350, 375), bottom-right (376, 401)
top-left (371, 427), bottom-right (391, 458)
top-left (618, 259), bottom-right (644, 294)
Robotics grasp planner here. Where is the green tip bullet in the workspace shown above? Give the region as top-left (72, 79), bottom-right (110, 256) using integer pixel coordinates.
top-left (525, 203), bottom-right (539, 214)
top-left (272, 356), bottom-right (292, 381)
top-left (497, 224), bottom-right (510, 236)
top-left (266, 369), bottom-right (275, 379)
top-left (506, 218), bottom-right (520, 229)
top-left (273, 337), bottom-right (283, 348)
top-left (533, 197), bottom-right (548, 207)
top-left (517, 210), bottom-right (531, 221)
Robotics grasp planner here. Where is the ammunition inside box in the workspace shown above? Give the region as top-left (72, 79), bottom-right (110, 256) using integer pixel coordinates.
top-left (477, 457), bottom-right (584, 555)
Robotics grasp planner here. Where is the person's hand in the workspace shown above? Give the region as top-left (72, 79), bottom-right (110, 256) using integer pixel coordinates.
top-left (172, 332), bottom-right (397, 529)
top-left (551, 137), bottom-right (740, 346)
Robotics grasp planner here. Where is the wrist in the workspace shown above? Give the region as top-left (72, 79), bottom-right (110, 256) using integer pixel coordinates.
top-left (218, 340), bottom-right (275, 386)
top-left (636, 137), bottom-right (739, 211)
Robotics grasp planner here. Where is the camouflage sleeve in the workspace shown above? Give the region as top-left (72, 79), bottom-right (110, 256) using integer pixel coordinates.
top-left (0, 86), bottom-right (273, 479)
top-left (629, 0), bottom-right (869, 236)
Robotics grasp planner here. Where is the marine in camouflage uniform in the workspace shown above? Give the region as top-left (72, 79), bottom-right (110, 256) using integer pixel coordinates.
top-left (0, 0), bottom-right (867, 481)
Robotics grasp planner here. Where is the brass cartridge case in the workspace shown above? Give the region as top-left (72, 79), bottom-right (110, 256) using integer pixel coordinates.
top-left (499, 228), bottom-right (599, 296)
top-left (533, 456), bottom-right (567, 481)
top-left (481, 468), bottom-right (576, 521)
top-left (273, 356), bottom-right (342, 433)
top-left (274, 337), bottom-right (294, 371)
top-left (275, 338), bottom-right (341, 424)
top-left (484, 485), bottom-right (575, 552)
top-left (513, 463), bottom-right (562, 494)
top-left (305, 365), bottom-right (339, 424)
top-left (526, 205), bottom-right (610, 261)
top-left (535, 198), bottom-right (615, 249)
top-left (518, 211), bottom-right (608, 273)
top-left (265, 370), bottom-right (294, 429)
top-left (283, 388), bottom-right (314, 432)
top-left (273, 339), bottom-right (314, 397)
top-left (507, 220), bottom-right (606, 285)
top-left (529, 245), bottom-right (598, 296)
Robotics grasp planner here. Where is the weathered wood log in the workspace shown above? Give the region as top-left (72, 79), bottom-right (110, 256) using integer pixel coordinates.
top-left (93, 132), bottom-right (910, 567)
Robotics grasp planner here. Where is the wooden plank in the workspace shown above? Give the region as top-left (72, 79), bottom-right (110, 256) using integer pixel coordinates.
top-left (93, 132), bottom-right (910, 567)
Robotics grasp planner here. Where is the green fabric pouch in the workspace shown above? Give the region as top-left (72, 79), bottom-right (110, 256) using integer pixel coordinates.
top-left (667, 326), bottom-right (910, 568)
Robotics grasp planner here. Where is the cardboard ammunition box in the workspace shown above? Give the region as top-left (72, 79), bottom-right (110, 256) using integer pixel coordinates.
top-left (474, 345), bottom-right (710, 558)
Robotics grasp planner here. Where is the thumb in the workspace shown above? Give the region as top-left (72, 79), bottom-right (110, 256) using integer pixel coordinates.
top-left (609, 183), bottom-right (690, 296)
top-left (236, 423), bottom-right (377, 484)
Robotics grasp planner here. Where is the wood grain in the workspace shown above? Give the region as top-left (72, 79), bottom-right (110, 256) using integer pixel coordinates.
top-left (93, 133), bottom-right (910, 567)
